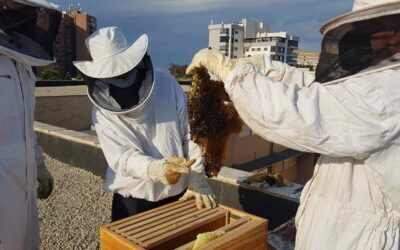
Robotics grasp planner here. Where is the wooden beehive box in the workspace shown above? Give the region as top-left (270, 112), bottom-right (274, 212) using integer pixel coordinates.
top-left (100, 199), bottom-right (268, 250)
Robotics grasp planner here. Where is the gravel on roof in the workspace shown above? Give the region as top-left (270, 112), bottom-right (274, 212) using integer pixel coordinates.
top-left (37, 156), bottom-right (112, 250)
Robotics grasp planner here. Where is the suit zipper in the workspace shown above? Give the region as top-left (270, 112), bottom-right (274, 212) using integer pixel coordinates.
top-left (13, 61), bottom-right (28, 199)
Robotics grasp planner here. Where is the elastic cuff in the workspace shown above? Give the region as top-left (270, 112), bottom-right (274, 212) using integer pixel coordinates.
top-left (147, 159), bottom-right (166, 183)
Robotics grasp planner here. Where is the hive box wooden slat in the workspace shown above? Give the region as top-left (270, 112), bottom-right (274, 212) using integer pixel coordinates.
top-left (100, 199), bottom-right (268, 250)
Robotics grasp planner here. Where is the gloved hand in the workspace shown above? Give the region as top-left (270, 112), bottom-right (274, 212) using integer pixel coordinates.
top-left (148, 157), bottom-right (195, 185)
top-left (186, 48), bottom-right (264, 82)
top-left (180, 169), bottom-right (217, 209)
top-left (37, 163), bottom-right (54, 199)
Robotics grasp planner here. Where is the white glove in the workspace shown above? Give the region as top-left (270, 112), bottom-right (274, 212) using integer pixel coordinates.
top-left (148, 157), bottom-right (195, 185)
top-left (37, 163), bottom-right (53, 199)
top-left (180, 169), bottom-right (217, 209)
top-left (186, 48), bottom-right (264, 83)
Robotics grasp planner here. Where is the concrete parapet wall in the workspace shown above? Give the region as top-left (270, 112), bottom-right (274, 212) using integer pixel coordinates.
top-left (34, 122), bottom-right (108, 178)
top-left (35, 86), bottom-right (92, 131)
top-left (34, 121), bottom-right (299, 226)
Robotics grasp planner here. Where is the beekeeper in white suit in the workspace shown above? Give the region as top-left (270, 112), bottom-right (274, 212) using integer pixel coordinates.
top-left (187, 0), bottom-right (400, 249)
top-left (73, 27), bottom-right (216, 222)
top-left (0, 0), bottom-right (60, 249)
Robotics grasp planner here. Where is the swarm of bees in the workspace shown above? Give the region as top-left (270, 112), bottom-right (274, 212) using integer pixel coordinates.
top-left (188, 67), bottom-right (243, 177)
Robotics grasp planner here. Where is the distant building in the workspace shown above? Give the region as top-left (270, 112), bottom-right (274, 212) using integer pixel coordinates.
top-left (238, 18), bottom-right (269, 39)
top-left (244, 32), bottom-right (299, 66)
top-left (294, 50), bottom-right (320, 69)
top-left (37, 5), bottom-right (97, 77)
top-left (52, 12), bottom-right (74, 76)
top-left (208, 18), bottom-right (299, 65)
top-left (208, 22), bottom-right (245, 59)
top-left (69, 8), bottom-right (97, 62)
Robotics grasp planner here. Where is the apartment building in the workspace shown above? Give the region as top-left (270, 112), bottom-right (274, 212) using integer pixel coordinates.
top-left (208, 22), bottom-right (245, 59)
top-left (209, 19), bottom-right (299, 65)
top-left (69, 7), bottom-right (97, 62)
top-left (37, 5), bottom-right (97, 77)
top-left (294, 50), bottom-right (320, 69)
top-left (245, 32), bottom-right (299, 65)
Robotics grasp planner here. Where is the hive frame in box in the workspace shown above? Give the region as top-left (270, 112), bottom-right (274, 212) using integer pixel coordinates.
top-left (100, 198), bottom-right (268, 250)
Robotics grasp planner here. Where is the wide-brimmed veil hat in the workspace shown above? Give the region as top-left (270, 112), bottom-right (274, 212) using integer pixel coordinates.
top-left (321, 0), bottom-right (400, 35)
top-left (73, 27), bottom-right (154, 114)
top-left (0, 0), bottom-right (61, 66)
top-left (315, 0), bottom-right (400, 83)
top-left (73, 27), bottom-right (149, 78)
top-left (13, 0), bottom-right (59, 10)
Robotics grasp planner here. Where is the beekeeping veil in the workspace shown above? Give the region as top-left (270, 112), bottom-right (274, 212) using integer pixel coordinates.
top-left (315, 0), bottom-right (400, 83)
top-left (73, 27), bottom-right (154, 114)
top-left (0, 0), bottom-right (61, 65)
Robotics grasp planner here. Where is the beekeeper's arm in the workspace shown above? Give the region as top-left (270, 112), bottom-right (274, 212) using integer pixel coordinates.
top-left (34, 135), bottom-right (53, 199)
top-left (186, 48), bottom-right (315, 88)
top-left (94, 117), bottom-right (194, 185)
top-left (249, 54), bottom-right (315, 88)
top-left (173, 82), bottom-right (217, 209)
top-left (222, 62), bottom-right (388, 158)
top-left (186, 48), bottom-right (387, 158)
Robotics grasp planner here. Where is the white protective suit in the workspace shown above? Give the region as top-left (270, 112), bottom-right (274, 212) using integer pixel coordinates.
top-left (93, 71), bottom-right (204, 201)
top-left (0, 53), bottom-right (45, 248)
top-left (224, 54), bottom-right (400, 249)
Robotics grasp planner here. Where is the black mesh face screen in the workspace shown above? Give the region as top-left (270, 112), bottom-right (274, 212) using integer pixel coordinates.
top-left (0, 2), bottom-right (61, 58)
top-left (315, 13), bottom-right (400, 83)
top-left (84, 55), bottom-right (154, 113)
top-left (109, 70), bottom-right (144, 110)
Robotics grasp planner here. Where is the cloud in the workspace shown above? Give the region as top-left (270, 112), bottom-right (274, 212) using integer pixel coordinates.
top-left (51, 0), bottom-right (353, 67)
top-left (79, 0), bottom-right (323, 15)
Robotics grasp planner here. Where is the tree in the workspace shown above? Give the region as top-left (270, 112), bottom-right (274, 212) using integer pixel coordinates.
top-left (41, 69), bottom-right (62, 80)
top-left (169, 64), bottom-right (190, 79)
top-left (74, 73), bottom-right (83, 80)
top-left (63, 72), bottom-right (72, 80)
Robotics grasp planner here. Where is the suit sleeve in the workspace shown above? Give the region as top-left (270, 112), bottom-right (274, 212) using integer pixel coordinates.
top-left (93, 109), bottom-right (154, 181)
top-left (249, 55), bottom-right (315, 88)
top-left (224, 62), bottom-right (389, 160)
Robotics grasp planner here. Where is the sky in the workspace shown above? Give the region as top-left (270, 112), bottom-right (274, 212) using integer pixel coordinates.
top-left (51, 0), bottom-right (353, 70)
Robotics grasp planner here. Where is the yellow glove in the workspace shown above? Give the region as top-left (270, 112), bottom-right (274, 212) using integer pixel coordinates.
top-left (148, 157), bottom-right (195, 185)
top-left (186, 48), bottom-right (264, 82)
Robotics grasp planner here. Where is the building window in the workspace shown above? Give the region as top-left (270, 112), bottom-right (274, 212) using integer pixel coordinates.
top-left (233, 56), bottom-right (237, 59)
top-left (264, 48), bottom-right (268, 51)
top-left (234, 30), bottom-right (239, 34)
top-left (234, 47), bottom-right (238, 51)
top-left (220, 37), bottom-right (229, 43)
top-left (246, 48), bottom-right (249, 52)
top-left (257, 48), bottom-right (261, 51)
top-left (271, 46), bottom-right (276, 52)
top-left (234, 39), bottom-right (238, 42)
top-left (289, 40), bottom-right (298, 47)
top-left (220, 29), bottom-right (229, 35)
top-left (251, 48), bottom-right (256, 51)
